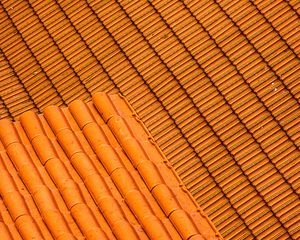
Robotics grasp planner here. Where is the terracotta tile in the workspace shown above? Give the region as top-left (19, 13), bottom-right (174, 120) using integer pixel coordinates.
top-left (141, 215), bottom-right (173, 239)
top-left (170, 209), bottom-right (199, 238)
top-left (1, 0), bottom-right (300, 238)
top-left (70, 203), bottom-right (108, 240)
top-left (43, 106), bottom-right (71, 134)
top-left (0, 92), bottom-right (221, 239)
top-left (92, 92), bottom-right (118, 122)
top-left (111, 168), bottom-right (139, 194)
top-left (137, 160), bottom-right (164, 191)
top-left (0, 119), bottom-right (21, 148)
top-left (94, 93), bottom-right (220, 238)
top-left (189, 235), bottom-right (206, 240)
top-left (0, 130), bottom-right (77, 240)
top-left (152, 184), bottom-right (181, 217)
top-left (0, 219), bottom-right (13, 240)
top-left (15, 215), bottom-right (44, 240)
top-left (56, 129), bottom-right (83, 158)
top-left (80, 124), bottom-right (124, 174)
top-left (0, 158), bottom-right (44, 239)
top-left (68, 100), bottom-right (95, 129)
top-left (43, 106), bottom-right (142, 238)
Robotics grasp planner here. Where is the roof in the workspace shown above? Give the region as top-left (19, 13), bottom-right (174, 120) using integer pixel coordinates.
top-left (0, 92), bottom-right (221, 239)
top-left (0, 0), bottom-right (300, 239)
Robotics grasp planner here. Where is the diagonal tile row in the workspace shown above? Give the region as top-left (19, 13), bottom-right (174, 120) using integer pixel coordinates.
top-left (0, 92), bottom-right (221, 240)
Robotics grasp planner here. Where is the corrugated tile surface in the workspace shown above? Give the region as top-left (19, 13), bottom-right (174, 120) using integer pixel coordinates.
top-left (0, 92), bottom-right (220, 240)
top-left (0, 0), bottom-right (300, 239)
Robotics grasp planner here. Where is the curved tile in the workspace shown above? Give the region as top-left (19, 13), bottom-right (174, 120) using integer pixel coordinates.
top-left (43, 106), bottom-right (140, 240)
top-left (0, 121), bottom-right (75, 239)
top-left (0, 92), bottom-right (221, 239)
top-left (0, 156), bottom-right (43, 239)
top-left (137, 160), bottom-right (164, 191)
top-left (152, 184), bottom-right (181, 217)
top-left (0, 219), bottom-right (13, 240)
top-left (93, 93), bottom-right (221, 239)
top-left (1, 1), bottom-right (300, 239)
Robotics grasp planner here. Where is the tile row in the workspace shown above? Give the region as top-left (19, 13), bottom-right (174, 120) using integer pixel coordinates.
top-left (1, 0), bottom-right (300, 239)
top-left (0, 92), bottom-right (221, 239)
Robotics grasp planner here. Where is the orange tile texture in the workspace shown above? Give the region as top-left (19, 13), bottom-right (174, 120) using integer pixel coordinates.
top-left (0, 0), bottom-right (300, 239)
top-left (0, 92), bottom-right (221, 240)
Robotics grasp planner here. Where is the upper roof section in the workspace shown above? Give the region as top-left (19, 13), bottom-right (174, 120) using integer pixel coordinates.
top-left (0, 92), bottom-right (222, 240)
top-left (0, 0), bottom-right (299, 120)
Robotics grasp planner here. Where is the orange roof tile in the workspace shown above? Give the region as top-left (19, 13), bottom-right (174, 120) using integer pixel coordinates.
top-left (1, 0), bottom-right (300, 239)
top-left (0, 92), bottom-right (221, 240)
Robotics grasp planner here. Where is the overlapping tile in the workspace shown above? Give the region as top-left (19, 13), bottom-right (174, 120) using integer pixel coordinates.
top-left (1, 0), bottom-right (300, 239)
top-left (0, 92), bottom-right (220, 239)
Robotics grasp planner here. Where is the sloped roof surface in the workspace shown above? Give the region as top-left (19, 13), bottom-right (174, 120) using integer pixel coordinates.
top-left (0, 0), bottom-right (300, 239)
top-left (0, 92), bottom-right (221, 239)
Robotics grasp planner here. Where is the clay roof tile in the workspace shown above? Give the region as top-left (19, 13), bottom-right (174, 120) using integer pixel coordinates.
top-left (2, 2), bottom-right (299, 238)
top-left (0, 93), bottom-right (220, 239)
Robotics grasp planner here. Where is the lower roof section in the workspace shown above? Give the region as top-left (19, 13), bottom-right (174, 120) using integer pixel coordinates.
top-left (0, 92), bottom-right (221, 240)
top-left (1, 0), bottom-right (300, 239)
